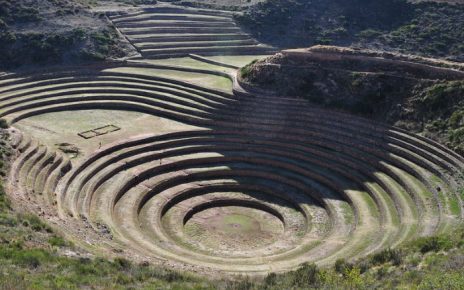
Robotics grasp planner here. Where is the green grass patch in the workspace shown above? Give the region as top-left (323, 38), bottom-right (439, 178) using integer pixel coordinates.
top-left (407, 235), bottom-right (454, 254)
top-left (17, 213), bottom-right (53, 232)
top-left (48, 236), bottom-right (67, 247)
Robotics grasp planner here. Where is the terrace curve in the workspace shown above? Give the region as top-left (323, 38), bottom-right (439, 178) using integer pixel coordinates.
top-left (109, 5), bottom-right (276, 59)
top-left (2, 60), bottom-right (463, 274)
top-left (1, 4), bottom-right (464, 275)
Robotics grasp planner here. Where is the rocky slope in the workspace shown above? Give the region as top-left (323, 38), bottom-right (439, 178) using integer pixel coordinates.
top-left (236, 0), bottom-right (464, 61)
top-left (0, 0), bottom-right (138, 69)
top-left (239, 46), bottom-right (464, 154)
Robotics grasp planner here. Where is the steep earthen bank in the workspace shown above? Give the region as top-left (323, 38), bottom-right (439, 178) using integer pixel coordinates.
top-left (239, 46), bottom-right (464, 154)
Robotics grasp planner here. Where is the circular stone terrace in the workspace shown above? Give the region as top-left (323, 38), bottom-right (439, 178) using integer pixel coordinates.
top-left (1, 3), bottom-right (463, 276)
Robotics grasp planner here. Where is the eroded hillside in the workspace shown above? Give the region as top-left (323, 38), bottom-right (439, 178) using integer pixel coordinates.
top-left (0, 0), bottom-right (139, 68)
top-left (239, 46), bottom-right (464, 154)
top-left (236, 0), bottom-right (464, 61)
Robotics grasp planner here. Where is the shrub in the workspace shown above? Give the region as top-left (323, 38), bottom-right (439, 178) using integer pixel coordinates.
top-left (16, 250), bottom-right (43, 268)
top-left (0, 118), bottom-right (8, 129)
top-left (228, 279), bottom-right (253, 290)
top-left (264, 272), bottom-right (277, 286)
top-left (0, 213), bottom-right (16, 226)
top-left (343, 267), bottom-right (364, 289)
top-left (114, 257), bottom-right (131, 270)
top-left (412, 235), bottom-right (454, 254)
top-left (370, 248), bottom-right (403, 266)
top-left (0, 183), bottom-right (10, 211)
top-left (0, 246), bottom-right (52, 269)
top-left (422, 81), bottom-right (464, 109)
top-left (115, 273), bottom-right (133, 284)
top-left (19, 213), bottom-right (52, 232)
top-left (315, 37), bottom-right (332, 45)
top-left (291, 263), bottom-right (320, 287)
top-left (240, 59), bottom-right (258, 79)
top-left (358, 29), bottom-right (383, 39)
top-left (335, 258), bottom-right (353, 274)
top-left (448, 110), bottom-right (464, 129)
top-left (74, 259), bottom-right (100, 275)
top-left (48, 236), bottom-right (66, 247)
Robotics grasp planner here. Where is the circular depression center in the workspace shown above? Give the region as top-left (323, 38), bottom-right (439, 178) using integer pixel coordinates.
top-left (184, 205), bottom-right (284, 253)
top-left (158, 190), bottom-right (309, 258)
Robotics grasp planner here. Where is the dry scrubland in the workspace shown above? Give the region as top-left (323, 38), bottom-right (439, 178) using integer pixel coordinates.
top-left (239, 46), bottom-right (464, 154)
top-left (0, 0), bottom-right (142, 68)
top-left (237, 0), bottom-right (464, 61)
top-left (0, 1), bottom-right (463, 289)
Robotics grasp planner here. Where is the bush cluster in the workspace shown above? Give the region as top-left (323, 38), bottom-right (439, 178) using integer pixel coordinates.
top-left (0, 0), bottom-right (42, 24)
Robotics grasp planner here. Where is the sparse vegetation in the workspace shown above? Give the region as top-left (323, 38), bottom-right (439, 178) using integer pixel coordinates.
top-left (101, 0), bottom-right (157, 5)
top-left (240, 48), bottom-right (464, 154)
top-left (1, 0), bottom-right (464, 288)
top-left (419, 81), bottom-right (464, 153)
top-left (0, 28), bottom-right (121, 67)
top-left (237, 0), bottom-right (464, 60)
top-left (0, 134), bottom-right (207, 288)
top-left (0, 1), bottom-right (42, 23)
top-left (1, 167), bottom-right (463, 290)
top-left (162, 0), bottom-right (261, 11)
top-left (0, 0), bottom-right (128, 69)
top-left (0, 25), bottom-right (127, 68)
top-left (239, 59), bottom-right (258, 79)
